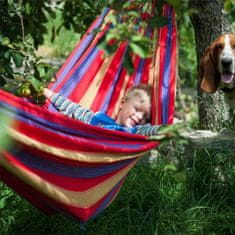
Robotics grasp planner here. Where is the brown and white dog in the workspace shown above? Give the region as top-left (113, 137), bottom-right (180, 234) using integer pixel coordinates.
top-left (200, 33), bottom-right (235, 108)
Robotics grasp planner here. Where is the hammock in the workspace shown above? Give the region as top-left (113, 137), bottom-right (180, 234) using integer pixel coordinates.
top-left (0, 4), bottom-right (177, 222)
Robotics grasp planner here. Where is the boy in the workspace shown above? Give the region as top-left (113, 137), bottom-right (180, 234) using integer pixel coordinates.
top-left (43, 85), bottom-right (162, 136)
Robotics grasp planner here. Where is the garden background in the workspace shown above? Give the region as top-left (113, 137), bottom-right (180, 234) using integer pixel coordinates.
top-left (0, 0), bottom-right (235, 234)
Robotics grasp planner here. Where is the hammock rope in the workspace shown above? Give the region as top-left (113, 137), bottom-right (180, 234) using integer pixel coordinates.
top-left (0, 3), bottom-right (177, 222)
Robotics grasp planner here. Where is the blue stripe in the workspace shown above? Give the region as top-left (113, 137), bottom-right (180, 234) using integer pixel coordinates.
top-left (0, 101), bottom-right (145, 149)
top-left (162, 7), bottom-right (173, 124)
top-left (11, 148), bottom-right (135, 179)
top-left (91, 179), bottom-right (124, 219)
top-left (49, 47), bottom-right (100, 113)
top-left (134, 28), bottom-right (152, 85)
top-left (51, 8), bottom-right (109, 92)
top-left (60, 48), bottom-right (100, 98)
top-left (134, 59), bottom-right (145, 85)
top-left (100, 46), bottom-right (128, 113)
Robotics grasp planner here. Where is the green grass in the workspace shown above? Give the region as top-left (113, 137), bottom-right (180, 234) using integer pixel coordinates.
top-left (1, 147), bottom-right (235, 235)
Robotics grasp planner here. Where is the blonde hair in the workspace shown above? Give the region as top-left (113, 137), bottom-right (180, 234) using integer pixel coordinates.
top-left (125, 84), bottom-right (152, 101)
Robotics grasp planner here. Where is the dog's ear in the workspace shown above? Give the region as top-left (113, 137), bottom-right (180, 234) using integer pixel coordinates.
top-left (200, 43), bottom-right (220, 93)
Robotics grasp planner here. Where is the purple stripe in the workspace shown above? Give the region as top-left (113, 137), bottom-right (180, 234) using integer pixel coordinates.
top-left (161, 7), bottom-right (173, 124)
top-left (134, 59), bottom-right (145, 85)
top-left (49, 46), bottom-right (99, 112)
top-left (91, 179), bottom-right (125, 219)
top-left (134, 28), bottom-right (152, 85)
top-left (51, 8), bottom-right (110, 92)
top-left (12, 148), bottom-right (135, 179)
top-left (100, 27), bottom-right (152, 113)
top-left (100, 46), bottom-right (128, 113)
top-left (0, 101), bottom-right (145, 149)
top-left (58, 47), bottom-right (100, 98)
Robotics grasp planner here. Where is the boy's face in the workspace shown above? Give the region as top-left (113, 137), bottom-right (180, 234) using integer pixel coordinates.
top-left (116, 90), bottom-right (151, 128)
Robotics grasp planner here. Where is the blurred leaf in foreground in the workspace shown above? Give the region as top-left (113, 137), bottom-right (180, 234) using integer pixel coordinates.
top-left (0, 113), bottom-right (12, 150)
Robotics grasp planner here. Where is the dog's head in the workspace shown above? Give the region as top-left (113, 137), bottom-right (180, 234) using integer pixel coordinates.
top-left (200, 34), bottom-right (235, 93)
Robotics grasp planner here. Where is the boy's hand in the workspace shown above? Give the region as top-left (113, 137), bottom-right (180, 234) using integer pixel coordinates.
top-left (43, 88), bottom-right (55, 100)
top-left (148, 123), bottom-right (186, 141)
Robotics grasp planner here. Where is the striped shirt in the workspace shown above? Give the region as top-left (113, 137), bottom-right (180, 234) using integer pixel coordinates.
top-left (51, 93), bottom-right (161, 136)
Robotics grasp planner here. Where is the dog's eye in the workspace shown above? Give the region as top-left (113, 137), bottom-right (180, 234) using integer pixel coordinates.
top-left (216, 44), bottom-right (223, 49)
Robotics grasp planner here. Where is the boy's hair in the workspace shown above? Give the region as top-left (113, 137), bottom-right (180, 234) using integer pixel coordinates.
top-left (125, 84), bottom-right (152, 101)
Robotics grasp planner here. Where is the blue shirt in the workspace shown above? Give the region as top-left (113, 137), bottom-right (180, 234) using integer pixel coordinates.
top-left (51, 93), bottom-right (161, 136)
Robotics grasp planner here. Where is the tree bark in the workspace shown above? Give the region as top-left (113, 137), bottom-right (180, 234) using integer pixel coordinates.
top-left (189, 0), bottom-right (233, 131)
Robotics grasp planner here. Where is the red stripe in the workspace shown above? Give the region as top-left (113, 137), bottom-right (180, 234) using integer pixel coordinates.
top-left (106, 55), bottom-right (142, 116)
top-left (90, 42), bottom-right (128, 111)
top-left (141, 58), bottom-right (151, 84)
top-left (69, 50), bottom-right (105, 102)
top-left (0, 90), bottom-right (153, 142)
top-left (53, 25), bottom-right (110, 94)
top-left (0, 166), bottom-right (57, 215)
top-left (157, 23), bottom-right (168, 124)
top-left (3, 151), bottom-right (132, 191)
top-left (0, 165), bottom-right (124, 222)
top-left (55, 12), bottom-right (108, 81)
top-left (23, 145), bottom-right (126, 167)
top-left (167, 15), bottom-right (177, 124)
top-left (15, 121), bottom-right (156, 154)
top-left (106, 68), bottom-right (127, 116)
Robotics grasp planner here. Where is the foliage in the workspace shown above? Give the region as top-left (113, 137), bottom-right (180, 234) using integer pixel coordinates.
top-left (97, 0), bottom-right (176, 74)
top-left (0, 0), bottom-right (105, 103)
top-left (224, 0), bottom-right (235, 25)
top-left (1, 146), bottom-right (235, 234)
top-left (61, 0), bottom-right (105, 34)
top-left (0, 0), bottom-right (59, 103)
top-left (0, 0), bottom-right (186, 99)
top-left (0, 113), bottom-right (12, 150)
top-left (0, 183), bottom-right (24, 234)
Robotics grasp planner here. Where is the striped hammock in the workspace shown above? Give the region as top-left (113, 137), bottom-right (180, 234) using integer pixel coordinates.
top-left (0, 4), bottom-right (177, 222)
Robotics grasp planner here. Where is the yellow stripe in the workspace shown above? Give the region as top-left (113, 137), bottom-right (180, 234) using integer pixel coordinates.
top-left (0, 154), bottom-right (138, 208)
top-left (8, 128), bottom-right (148, 163)
top-left (79, 53), bottom-right (115, 109)
top-left (150, 29), bottom-right (160, 125)
top-left (111, 72), bottom-right (131, 119)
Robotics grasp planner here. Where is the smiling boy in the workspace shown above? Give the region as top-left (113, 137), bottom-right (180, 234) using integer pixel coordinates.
top-left (43, 85), bottom-right (162, 136)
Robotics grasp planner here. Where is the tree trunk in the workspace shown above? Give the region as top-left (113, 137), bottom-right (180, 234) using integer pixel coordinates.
top-left (189, 0), bottom-right (233, 131)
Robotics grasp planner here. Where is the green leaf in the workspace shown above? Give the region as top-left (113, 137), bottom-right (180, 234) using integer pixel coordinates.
top-left (149, 16), bottom-right (170, 28)
top-left (0, 113), bottom-right (12, 150)
top-left (25, 2), bottom-right (31, 15)
top-left (129, 42), bottom-right (149, 58)
top-left (127, 10), bottom-right (140, 18)
top-left (12, 52), bottom-right (23, 67)
top-left (1, 37), bottom-right (10, 46)
top-left (123, 50), bottom-right (134, 75)
top-left (166, 0), bottom-right (181, 10)
top-left (131, 35), bottom-right (152, 47)
top-left (163, 164), bottom-right (177, 172)
top-left (28, 77), bottom-right (42, 92)
top-left (0, 196), bottom-right (8, 209)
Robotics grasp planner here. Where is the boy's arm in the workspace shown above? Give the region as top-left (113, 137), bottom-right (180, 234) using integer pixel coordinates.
top-left (44, 88), bottom-right (94, 123)
top-left (135, 124), bottom-right (162, 136)
top-left (135, 124), bottom-right (173, 136)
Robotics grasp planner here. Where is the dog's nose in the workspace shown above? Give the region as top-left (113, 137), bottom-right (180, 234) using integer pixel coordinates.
top-left (221, 57), bottom-right (233, 67)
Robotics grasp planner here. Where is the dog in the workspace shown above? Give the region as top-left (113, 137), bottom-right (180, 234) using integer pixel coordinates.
top-left (200, 33), bottom-right (235, 108)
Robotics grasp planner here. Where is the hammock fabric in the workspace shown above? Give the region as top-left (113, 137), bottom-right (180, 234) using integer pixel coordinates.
top-left (0, 4), bottom-right (177, 222)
